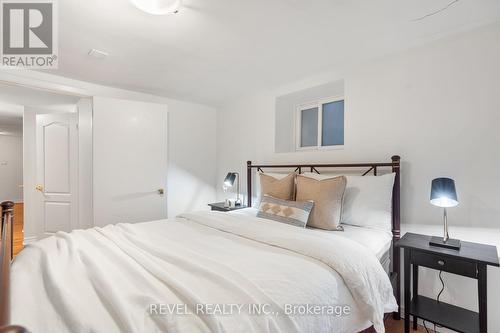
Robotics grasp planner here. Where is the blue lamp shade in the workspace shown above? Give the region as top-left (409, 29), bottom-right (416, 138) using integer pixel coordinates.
top-left (430, 178), bottom-right (458, 208)
top-left (224, 173), bottom-right (237, 187)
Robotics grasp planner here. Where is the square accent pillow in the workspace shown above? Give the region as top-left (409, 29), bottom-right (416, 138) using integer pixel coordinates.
top-left (259, 172), bottom-right (296, 201)
top-left (295, 175), bottom-right (347, 231)
top-left (257, 195), bottom-right (314, 228)
top-left (302, 172), bottom-right (395, 232)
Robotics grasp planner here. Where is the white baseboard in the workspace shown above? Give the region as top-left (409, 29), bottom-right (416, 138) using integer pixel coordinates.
top-left (23, 236), bottom-right (38, 245)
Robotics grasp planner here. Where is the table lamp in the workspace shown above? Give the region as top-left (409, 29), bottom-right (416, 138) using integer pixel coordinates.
top-left (224, 172), bottom-right (241, 206)
top-left (429, 177), bottom-right (460, 250)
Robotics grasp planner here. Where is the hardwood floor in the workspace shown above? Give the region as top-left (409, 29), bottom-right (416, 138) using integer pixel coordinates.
top-left (13, 202), bottom-right (24, 256)
top-left (385, 319), bottom-right (435, 333)
top-left (10, 204), bottom-right (433, 332)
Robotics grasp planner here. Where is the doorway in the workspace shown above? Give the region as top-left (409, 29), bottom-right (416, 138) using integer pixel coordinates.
top-left (0, 82), bottom-right (88, 245)
top-left (0, 102), bottom-right (24, 255)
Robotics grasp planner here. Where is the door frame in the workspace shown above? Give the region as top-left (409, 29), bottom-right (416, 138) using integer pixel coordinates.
top-left (0, 74), bottom-right (93, 245)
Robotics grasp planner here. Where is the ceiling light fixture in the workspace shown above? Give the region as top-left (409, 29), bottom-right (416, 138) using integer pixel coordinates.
top-left (129, 0), bottom-right (182, 15)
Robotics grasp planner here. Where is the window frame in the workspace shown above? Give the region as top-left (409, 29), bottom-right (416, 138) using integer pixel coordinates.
top-left (295, 95), bottom-right (345, 151)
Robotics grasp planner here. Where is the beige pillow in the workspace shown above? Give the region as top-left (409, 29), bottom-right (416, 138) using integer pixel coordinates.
top-left (259, 172), bottom-right (296, 201)
top-left (295, 175), bottom-right (347, 230)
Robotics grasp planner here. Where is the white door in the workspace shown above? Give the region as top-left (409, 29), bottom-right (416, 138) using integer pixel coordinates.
top-left (93, 97), bottom-right (168, 226)
top-left (35, 113), bottom-right (78, 237)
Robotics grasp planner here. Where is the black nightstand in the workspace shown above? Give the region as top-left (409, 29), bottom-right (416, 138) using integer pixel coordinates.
top-left (208, 202), bottom-right (248, 212)
top-left (396, 233), bottom-right (499, 333)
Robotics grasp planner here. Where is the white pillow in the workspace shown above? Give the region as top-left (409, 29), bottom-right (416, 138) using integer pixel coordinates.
top-left (302, 172), bottom-right (395, 232)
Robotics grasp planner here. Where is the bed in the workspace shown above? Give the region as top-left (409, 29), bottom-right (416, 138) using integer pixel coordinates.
top-left (230, 208), bottom-right (394, 274)
top-left (0, 156), bottom-right (401, 333)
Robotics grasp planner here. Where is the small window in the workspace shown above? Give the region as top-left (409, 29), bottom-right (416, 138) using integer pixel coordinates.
top-left (296, 97), bottom-right (344, 150)
top-left (300, 106), bottom-right (318, 147)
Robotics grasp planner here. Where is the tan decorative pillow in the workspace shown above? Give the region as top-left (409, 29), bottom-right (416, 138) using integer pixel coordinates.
top-left (295, 175), bottom-right (347, 230)
top-left (259, 172), bottom-right (296, 201)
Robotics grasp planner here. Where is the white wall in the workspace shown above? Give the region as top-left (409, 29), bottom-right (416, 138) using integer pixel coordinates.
top-left (0, 131), bottom-right (23, 202)
top-left (23, 109), bottom-right (36, 241)
top-left (77, 98), bottom-right (94, 229)
top-left (166, 99), bottom-right (217, 217)
top-left (216, 21), bottom-right (500, 229)
top-left (215, 22), bottom-right (500, 331)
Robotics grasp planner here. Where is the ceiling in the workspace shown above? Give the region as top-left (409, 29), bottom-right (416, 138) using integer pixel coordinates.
top-left (48, 0), bottom-right (500, 106)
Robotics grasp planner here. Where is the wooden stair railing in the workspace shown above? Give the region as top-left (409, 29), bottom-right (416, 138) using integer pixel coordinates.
top-left (1, 202), bottom-right (28, 332)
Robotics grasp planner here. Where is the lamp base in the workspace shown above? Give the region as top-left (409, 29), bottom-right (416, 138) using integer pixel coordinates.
top-left (429, 236), bottom-right (461, 250)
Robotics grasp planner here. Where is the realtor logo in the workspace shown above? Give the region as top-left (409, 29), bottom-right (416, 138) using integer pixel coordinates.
top-left (1, 0), bottom-right (58, 68)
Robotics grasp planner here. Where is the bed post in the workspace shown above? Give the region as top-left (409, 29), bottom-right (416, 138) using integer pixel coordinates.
top-left (247, 161), bottom-right (252, 207)
top-left (391, 155), bottom-right (401, 320)
top-left (0, 202), bottom-right (14, 261)
top-left (1, 201), bottom-right (14, 328)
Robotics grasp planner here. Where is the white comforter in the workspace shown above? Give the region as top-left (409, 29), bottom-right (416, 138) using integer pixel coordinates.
top-left (11, 211), bottom-right (397, 333)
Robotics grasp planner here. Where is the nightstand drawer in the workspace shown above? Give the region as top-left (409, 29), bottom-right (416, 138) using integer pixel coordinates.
top-left (412, 251), bottom-right (477, 278)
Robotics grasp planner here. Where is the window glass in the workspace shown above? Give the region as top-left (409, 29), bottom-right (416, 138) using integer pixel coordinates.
top-left (300, 107), bottom-right (318, 147)
top-left (321, 100), bottom-right (344, 146)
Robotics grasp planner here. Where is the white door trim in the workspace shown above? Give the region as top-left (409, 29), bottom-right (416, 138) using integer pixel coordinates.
top-left (6, 71), bottom-right (92, 244)
top-left (0, 71), bottom-right (92, 98)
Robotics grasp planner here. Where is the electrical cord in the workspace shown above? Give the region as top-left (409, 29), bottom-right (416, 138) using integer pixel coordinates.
top-left (422, 270), bottom-right (445, 333)
top-left (422, 319), bottom-right (438, 333)
top-left (423, 320), bottom-right (431, 333)
top-left (435, 271), bottom-right (445, 332)
top-left (437, 270), bottom-right (445, 302)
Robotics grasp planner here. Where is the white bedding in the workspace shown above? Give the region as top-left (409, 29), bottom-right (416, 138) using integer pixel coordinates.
top-left (11, 211), bottom-right (397, 333)
top-left (324, 224), bottom-right (393, 275)
top-left (230, 208), bottom-right (393, 262)
top-left (334, 225), bottom-right (392, 260)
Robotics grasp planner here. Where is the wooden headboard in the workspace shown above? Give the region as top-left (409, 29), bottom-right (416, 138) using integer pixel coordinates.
top-left (246, 155), bottom-right (401, 319)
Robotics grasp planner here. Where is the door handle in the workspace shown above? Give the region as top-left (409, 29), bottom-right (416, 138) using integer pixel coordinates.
top-left (158, 188), bottom-right (165, 195)
top-left (35, 184), bottom-right (44, 192)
